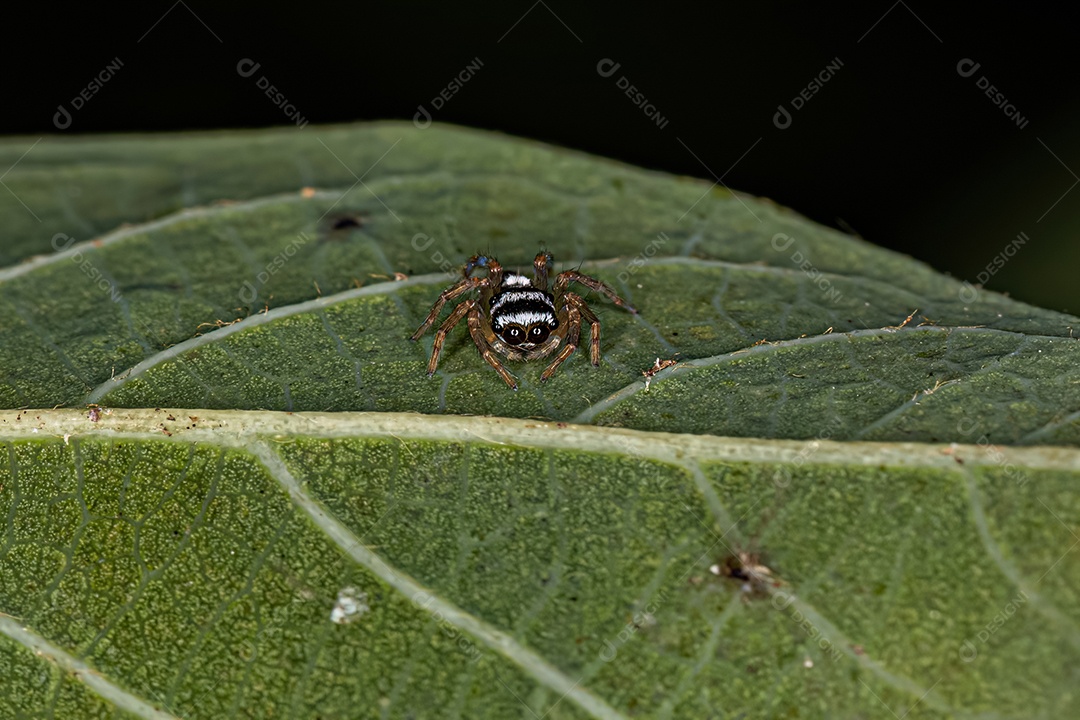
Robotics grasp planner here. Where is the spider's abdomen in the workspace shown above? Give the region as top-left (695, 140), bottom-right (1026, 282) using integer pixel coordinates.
top-left (489, 273), bottom-right (559, 348)
top-left (490, 288), bottom-right (557, 331)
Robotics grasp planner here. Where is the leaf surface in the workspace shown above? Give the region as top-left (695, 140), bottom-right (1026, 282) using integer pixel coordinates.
top-left (0, 123), bottom-right (1078, 718)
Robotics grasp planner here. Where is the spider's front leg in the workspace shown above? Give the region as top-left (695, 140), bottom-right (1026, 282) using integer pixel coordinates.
top-left (424, 298), bottom-right (475, 376)
top-left (540, 302), bottom-right (582, 382)
top-left (410, 255), bottom-right (503, 340)
top-left (467, 305), bottom-right (519, 390)
top-left (410, 277), bottom-right (483, 340)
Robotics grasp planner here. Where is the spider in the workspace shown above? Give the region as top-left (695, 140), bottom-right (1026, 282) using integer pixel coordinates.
top-left (410, 252), bottom-right (637, 390)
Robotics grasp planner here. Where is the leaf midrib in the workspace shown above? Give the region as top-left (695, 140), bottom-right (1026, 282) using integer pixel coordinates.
top-left (6, 409), bottom-right (1079, 470)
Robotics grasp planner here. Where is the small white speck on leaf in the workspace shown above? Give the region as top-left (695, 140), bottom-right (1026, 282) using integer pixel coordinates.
top-left (331, 586), bottom-right (370, 625)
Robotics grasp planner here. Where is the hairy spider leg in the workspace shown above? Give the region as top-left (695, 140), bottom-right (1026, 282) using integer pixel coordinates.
top-left (424, 298), bottom-right (475, 376)
top-left (464, 252), bottom-right (503, 318)
top-left (573, 296), bottom-right (603, 366)
top-left (410, 275), bottom-right (487, 340)
top-left (487, 334), bottom-right (526, 363)
top-left (532, 251), bottom-right (554, 290)
top-left (411, 253), bottom-right (505, 341)
top-left (468, 305), bottom-right (519, 390)
top-left (552, 270), bottom-right (637, 314)
top-left (540, 302), bottom-right (583, 382)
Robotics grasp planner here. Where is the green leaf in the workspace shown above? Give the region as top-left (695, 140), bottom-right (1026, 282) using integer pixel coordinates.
top-left (3, 124), bottom-right (1078, 445)
top-left (2, 410), bottom-right (1079, 719)
top-left (1, 123), bottom-right (1078, 718)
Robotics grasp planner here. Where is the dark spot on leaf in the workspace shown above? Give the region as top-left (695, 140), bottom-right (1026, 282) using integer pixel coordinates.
top-left (329, 213), bottom-right (367, 231)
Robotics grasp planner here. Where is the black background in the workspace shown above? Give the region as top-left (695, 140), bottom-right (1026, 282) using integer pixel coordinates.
top-left (7, 3), bottom-right (1078, 313)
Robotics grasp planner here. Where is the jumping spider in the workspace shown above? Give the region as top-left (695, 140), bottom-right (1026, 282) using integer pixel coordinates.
top-left (410, 252), bottom-right (637, 389)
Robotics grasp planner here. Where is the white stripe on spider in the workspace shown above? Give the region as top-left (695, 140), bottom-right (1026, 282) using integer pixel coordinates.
top-left (490, 289), bottom-right (553, 313)
top-left (493, 310), bottom-right (556, 330)
top-left (502, 274), bottom-right (532, 287)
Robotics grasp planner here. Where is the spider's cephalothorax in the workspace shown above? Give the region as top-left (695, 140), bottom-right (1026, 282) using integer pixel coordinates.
top-left (410, 252), bottom-right (637, 390)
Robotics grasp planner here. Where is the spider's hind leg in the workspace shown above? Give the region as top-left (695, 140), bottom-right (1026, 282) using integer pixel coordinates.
top-left (575, 297), bottom-right (602, 366)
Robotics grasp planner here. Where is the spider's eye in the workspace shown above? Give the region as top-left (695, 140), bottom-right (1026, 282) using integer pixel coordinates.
top-left (528, 325), bottom-right (550, 343)
top-left (502, 326), bottom-right (525, 346)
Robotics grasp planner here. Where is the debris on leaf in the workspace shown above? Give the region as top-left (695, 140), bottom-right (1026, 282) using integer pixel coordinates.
top-left (642, 357), bottom-right (677, 390)
top-left (912, 378), bottom-right (958, 403)
top-left (887, 308), bottom-right (918, 331)
top-left (712, 550), bottom-right (782, 599)
top-left (330, 587), bottom-right (370, 625)
top-left (196, 317), bottom-right (242, 334)
top-left (917, 314), bottom-right (938, 327)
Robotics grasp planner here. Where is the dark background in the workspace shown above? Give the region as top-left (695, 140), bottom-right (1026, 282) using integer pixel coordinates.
top-left (7, 3), bottom-right (1078, 313)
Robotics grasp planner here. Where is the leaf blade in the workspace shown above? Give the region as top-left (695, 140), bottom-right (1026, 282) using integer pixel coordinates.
top-left (1, 409), bottom-right (1078, 717)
